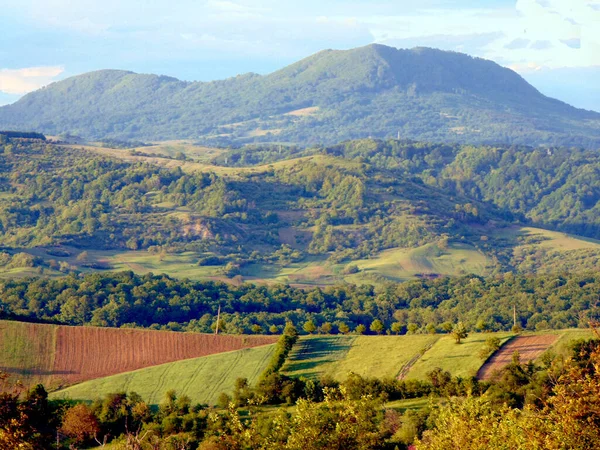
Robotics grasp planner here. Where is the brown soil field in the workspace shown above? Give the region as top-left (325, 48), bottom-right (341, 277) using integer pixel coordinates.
top-left (0, 320), bottom-right (277, 389)
top-left (477, 334), bottom-right (558, 380)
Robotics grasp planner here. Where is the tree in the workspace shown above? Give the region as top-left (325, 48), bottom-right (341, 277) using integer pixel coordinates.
top-left (370, 319), bottom-right (384, 335)
top-left (303, 320), bottom-right (317, 334)
top-left (320, 322), bottom-right (333, 334)
top-left (426, 323), bottom-right (437, 335)
top-left (478, 336), bottom-right (501, 360)
top-left (338, 322), bottom-right (350, 334)
top-left (60, 403), bottom-right (100, 444)
top-left (355, 324), bottom-right (366, 335)
top-left (269, 324), bottom-right (279, 334)
top-left (251, 324), bottom-right (263, 334)
top-left (451, 322), bottom-right (468, 344)
top-left (407, 323), bottom-right (419, 335)
top-left (391, 322), bottom-right (404, 335)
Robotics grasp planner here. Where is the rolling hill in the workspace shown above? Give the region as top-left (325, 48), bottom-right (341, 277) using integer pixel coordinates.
top-left (1, 44), bottom-right (599, 147)
top-left (47, 329), bottom-right (592, 407)
top-left (0, 320), bottom-right (276, 390)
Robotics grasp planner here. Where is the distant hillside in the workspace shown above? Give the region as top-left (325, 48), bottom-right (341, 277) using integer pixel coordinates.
top-left (1, 44), bottom-right (599, 147)
top-left (4, 137), bottom-right (600, 284)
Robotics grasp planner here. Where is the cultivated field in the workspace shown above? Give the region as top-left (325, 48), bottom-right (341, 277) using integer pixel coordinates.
top-left (0, 320), bottom-right (277, 389)
top-left (51, 345), bottom-right (275, 406)
top-left (477, 334), bottom-right (558, 380)
top-left (406, 333), bottom-right (513, 380)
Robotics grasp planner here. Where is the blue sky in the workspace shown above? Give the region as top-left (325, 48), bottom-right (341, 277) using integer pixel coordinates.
top-left (1, 0), bottom-right (599, 111)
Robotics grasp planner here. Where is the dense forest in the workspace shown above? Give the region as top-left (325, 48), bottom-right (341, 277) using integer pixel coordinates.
top-left (1, 45), bottom-right (599, 148)
top-left (3, 135), bottom-right (600, 281)
top-left (1, 271), bottom-right (599, 333)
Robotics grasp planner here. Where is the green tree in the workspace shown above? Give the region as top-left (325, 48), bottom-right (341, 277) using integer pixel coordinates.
top-left (370, 319), bottom-right (384, 335)
top-left (303, 320), bottom-right (317, 334)
top-left (451, 322), bottom-right (468, 344)
top-left (391, 322), bottom-right (404, 335)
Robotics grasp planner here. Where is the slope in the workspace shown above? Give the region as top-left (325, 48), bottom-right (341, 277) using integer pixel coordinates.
top-left (0, 320), bottom-right (277, 390)
top-left (1, 45), bottom-right (599, 147)
top-left (50, 345), bottom-right (275, 406)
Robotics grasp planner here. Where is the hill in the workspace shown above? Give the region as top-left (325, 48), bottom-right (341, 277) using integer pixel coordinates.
top-left (50, 345), bottom-right (275, 406)
top-left (0, 320), bottom-right (276, 390)
top-left (4, 137), bottom-right (600, 285)
top-left (1, 45), bottom-right (599, 147)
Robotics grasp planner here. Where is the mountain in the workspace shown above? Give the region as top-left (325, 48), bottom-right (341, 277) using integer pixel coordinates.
top-left (1, 44), bottom-right (600, 147)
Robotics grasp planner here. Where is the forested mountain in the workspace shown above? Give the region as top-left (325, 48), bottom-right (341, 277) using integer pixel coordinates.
top-left (1, 44), bottom-right (599, 147)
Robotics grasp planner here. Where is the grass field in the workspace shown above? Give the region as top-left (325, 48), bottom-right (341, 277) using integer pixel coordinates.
top-left (347, 242), bottom-right (492, 283)
top-left (282, 330), bottom-right (595, 383)
top-left (283, 335), bottom-right (441, 380)
top-left (406, 333), bottom-right (513, 380)
top-left (51, 345), bottom-right (275, 406)
top-left (0, 321), bottom-right (57, 387)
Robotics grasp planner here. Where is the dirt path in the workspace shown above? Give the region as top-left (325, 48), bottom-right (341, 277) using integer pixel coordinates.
top-left (477, 334), bottom-right (558, 380)
top-left (397, 341), bottom-right (436, 380)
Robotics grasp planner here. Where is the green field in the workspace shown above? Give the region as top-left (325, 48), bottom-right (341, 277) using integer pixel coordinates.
top-left (405, 333), bottom-right (513, 380)
top-left (50, 345), bottom-right (275, 406)
top-left (283, 335), bottom-right (441, 380)
top-left (347, 242), bottom-right (491, 283)
top-left (0, 320), bottom-right (57, 387)
top-left (283, 330), bottom-right (595, 383)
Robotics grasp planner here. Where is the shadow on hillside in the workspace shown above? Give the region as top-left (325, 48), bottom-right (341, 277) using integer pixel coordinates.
top-left (285, 336), bottom-right (354, 375)
top-left (0, 366), bottom-right (75, 376)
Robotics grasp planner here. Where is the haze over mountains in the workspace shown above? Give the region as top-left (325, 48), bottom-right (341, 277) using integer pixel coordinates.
top-left (1, 44), bottom-right (600, 148)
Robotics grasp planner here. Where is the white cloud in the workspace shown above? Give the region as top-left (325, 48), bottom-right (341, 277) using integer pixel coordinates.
top-left (0, 66), bottom-right (64, 95)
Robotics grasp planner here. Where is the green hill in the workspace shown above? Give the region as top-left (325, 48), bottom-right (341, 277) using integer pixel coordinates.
top-left (2, 44), bottom-right (599, 147)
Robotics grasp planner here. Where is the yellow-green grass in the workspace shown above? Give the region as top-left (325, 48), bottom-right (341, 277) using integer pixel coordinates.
top-left (547, 329), bottom-right (595, 357)
top-left (405, 333), bottom-right (513, 380)
top-left (283, 335), bottom-right (440, 381)
top-left (282, 336), bottom-right (356, 378)
top-left (385, 397), bottom-right (437, 413)
top-left (51, 344), bottom-right (275, 406)
top-left (94, 250), bottom-right (219, 280)
top-left (0, 320), bottom-right (57, 387)
top-left (519, 227), bottom-right (600, 250)
top-left (346, 242), bottom-right (491, 283)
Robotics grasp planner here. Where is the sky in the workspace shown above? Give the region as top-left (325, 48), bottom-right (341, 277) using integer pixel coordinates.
top-left (1, 0), bottom-right (599, 111)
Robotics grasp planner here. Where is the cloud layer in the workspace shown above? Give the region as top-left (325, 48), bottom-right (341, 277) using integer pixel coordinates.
top-left (0, 66), bottom-right (64, 95)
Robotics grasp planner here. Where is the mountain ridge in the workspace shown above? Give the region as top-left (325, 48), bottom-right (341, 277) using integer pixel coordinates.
top-left (1, 44), bottom-right (599, 147)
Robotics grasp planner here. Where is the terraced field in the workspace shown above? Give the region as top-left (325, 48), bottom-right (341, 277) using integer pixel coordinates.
top-left (51, 345), bottom-right (275, 406)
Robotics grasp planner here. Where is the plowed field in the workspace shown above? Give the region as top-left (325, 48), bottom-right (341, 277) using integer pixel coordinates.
top-left (477, 334), bottom-right (558, 380)
top-left (0, 320), bottom-right (277, 389)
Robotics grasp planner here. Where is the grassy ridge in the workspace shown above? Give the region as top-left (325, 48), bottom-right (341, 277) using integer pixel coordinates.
top-left (50, 345), bottom-right (275, 406)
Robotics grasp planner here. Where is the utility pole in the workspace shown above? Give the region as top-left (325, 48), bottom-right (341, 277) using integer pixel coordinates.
top-left (215, 304), bottom-right (221, 335)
